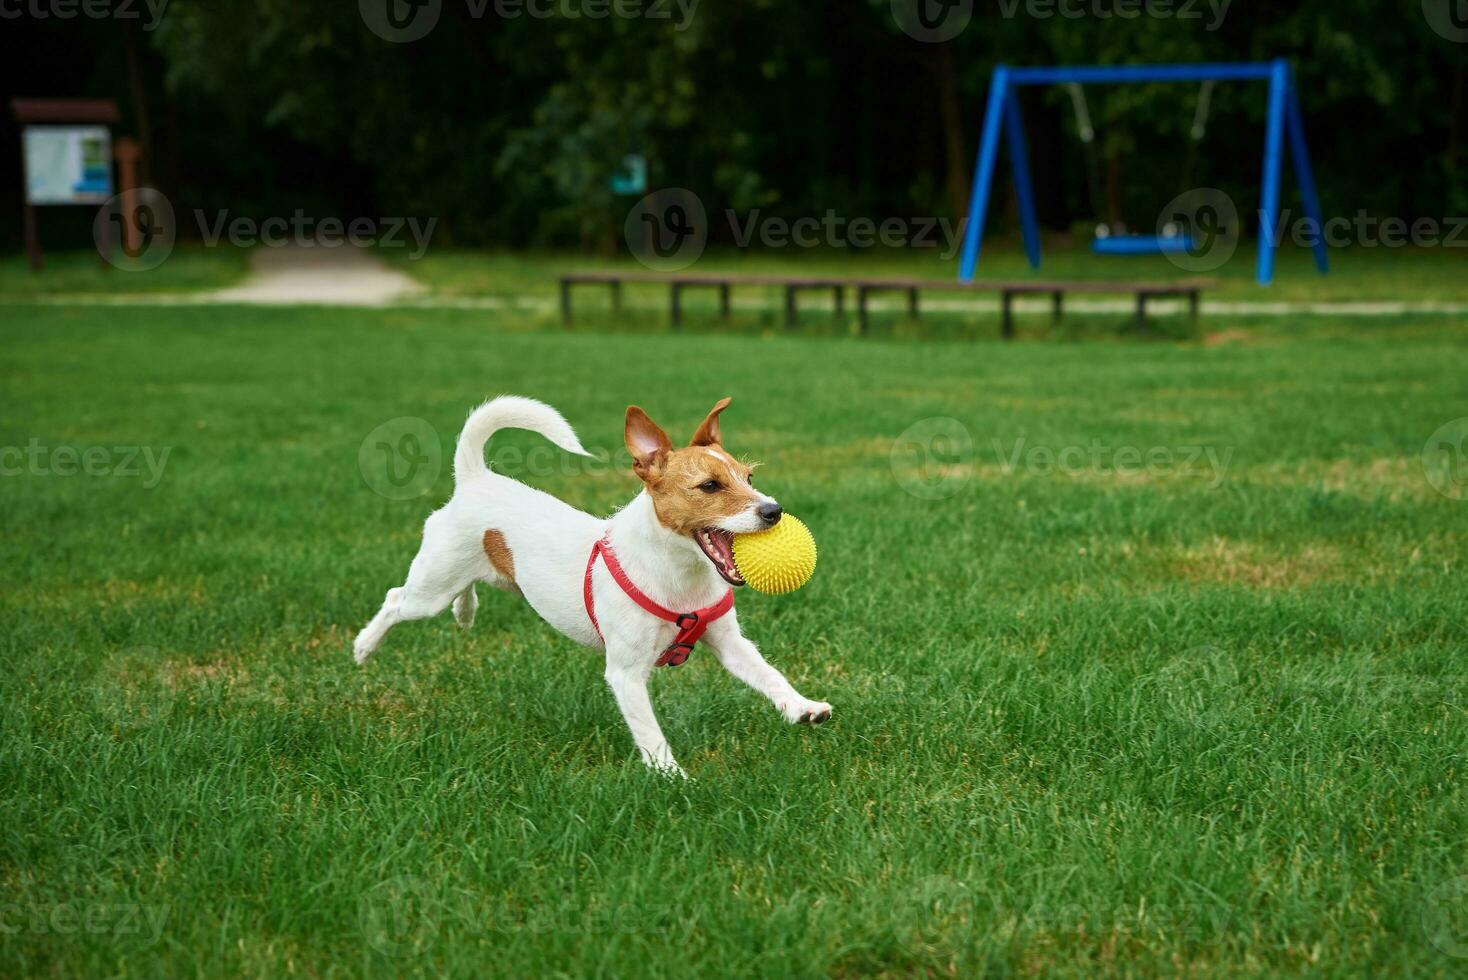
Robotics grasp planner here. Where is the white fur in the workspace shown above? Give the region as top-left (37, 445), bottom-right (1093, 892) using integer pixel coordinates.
top-left (353, 396), bottom-right (831, 776)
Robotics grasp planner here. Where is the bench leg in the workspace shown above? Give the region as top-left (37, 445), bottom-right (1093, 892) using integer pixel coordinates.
top-left (1051, 291), bottom-right (1063, 325)
top-left (1001, 292), bottom-right (1014, 340)
top-left (857, 287), bottom-right (869, 335)
top-left (610, 281), bottom-right (621, 314)
top-left (1188, 290), bottom-right (1199, 323)
top-left (785, 286), bottom-right (797, 327)
top-left (560, 281), bottom-right (572, 325)
top-left (833, 285), bottom-right (843, 317)
top-left (719, 282), bottom-right (731, 319)
top-left (671, 283), bottom-right (682, 328)
top-left (907, 287), bottom-right (919, 319)
top-left (1135, 294), bottom-right (1147, 332)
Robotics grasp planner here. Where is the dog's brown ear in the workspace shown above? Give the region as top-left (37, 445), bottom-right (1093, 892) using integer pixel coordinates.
top-left (625, 405), bottom-right (672, 481)
top-left (689, 396), bottom-right (732, 447)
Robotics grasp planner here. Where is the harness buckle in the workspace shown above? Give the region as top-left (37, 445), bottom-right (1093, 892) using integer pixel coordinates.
top-left (675, 612), bottom-right (700, 631)
top-left (657, 642), bottom-right (695, 668)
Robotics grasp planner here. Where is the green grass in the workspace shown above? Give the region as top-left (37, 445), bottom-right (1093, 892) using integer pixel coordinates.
top-left (387, 239), bottom-right (1468, 305)
top-left (0, 245), bottom-right (251, 296)
top-left (3, 302), bottom-right (1467, 977)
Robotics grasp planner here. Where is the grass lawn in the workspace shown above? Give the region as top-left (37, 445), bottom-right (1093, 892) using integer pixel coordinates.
top-left (0, 246), bottom-right (251, 296)
top-left (3, 302), bottom-right (1467, 977)
top-left (388, 239), bottom-right (1468, 306)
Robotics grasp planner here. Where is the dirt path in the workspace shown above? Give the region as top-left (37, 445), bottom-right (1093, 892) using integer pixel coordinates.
top-left (202, 243), bottom-right (423, 306)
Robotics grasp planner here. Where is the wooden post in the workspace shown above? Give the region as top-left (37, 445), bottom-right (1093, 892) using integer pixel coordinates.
top-left (1051, 291), bottom-right (1063, 325)
top-left (1001, 291), bottom-right (1015, 340)
top-left (857, 286), bottom-right (869, 335)
top-left (833, 285), bottom-right (843, 317)
top-left (907, 287), bottom-right (919, 319)
top-left (610, 280), bottom-right (621, 313)
top-left (671, 283), bottom-right (683, 327)
top-left (719, 282), bottom-right (730, 319)
top-left (785, 285), bottom-right (797, 327)
top-left (113, 137), bottom-right (142, 258)
top-left (1135, 293), bottom-right (1147, 331)
top-left (22, 203), bottom-right (40, 271)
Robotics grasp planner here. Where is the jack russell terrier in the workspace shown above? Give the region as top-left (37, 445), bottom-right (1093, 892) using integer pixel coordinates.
top-left (353, 396), bottom-right (831, 776)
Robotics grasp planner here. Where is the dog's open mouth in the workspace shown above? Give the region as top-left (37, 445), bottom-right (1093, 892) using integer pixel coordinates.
top-left (694, 528), bottom-right (744, 587)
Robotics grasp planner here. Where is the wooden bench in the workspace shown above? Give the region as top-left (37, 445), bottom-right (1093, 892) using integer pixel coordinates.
top-left (851, 277), bottom-right (1213, 337)
top-left (559, 271), bottom-right (846, 327)
top-left (557, 271), bottom-right (1214, 337)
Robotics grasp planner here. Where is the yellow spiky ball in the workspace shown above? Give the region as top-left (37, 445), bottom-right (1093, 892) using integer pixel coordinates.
top-left (732, 514), bottom-right (817, 595)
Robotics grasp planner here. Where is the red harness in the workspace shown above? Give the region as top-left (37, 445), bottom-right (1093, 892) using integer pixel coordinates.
top-left (583, 533), bottom-right (734, 667)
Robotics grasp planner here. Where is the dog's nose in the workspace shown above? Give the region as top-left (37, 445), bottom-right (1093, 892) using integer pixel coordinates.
top-left (757, 502), bottom-right (782, 526)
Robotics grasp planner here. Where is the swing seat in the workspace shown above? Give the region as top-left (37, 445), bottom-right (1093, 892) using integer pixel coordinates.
top-left (1091, 232), bottom-right (1194, 256)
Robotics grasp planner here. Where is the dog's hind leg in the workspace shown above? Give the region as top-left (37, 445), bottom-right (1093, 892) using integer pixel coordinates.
top-left (354, 512), bottom-right (481, 664)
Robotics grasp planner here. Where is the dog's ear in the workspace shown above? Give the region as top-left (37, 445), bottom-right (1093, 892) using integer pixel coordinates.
top-left (689, 396), bottom-right (732, 447)
top-left (625, 405), bottom-right (672, 480)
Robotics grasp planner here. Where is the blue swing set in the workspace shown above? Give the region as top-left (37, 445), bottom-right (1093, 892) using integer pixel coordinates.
top-left (957, 60), bottom-right (1329, 286)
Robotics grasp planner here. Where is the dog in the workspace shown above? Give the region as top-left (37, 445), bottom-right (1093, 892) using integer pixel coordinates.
top-left (353, 396), bottom-right (831, 776)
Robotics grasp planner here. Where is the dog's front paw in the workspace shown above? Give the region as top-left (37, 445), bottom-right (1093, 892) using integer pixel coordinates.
top-left (782, 699), bottom-right (832, 726)
top-left (649, 758), bottom-right (689, 780)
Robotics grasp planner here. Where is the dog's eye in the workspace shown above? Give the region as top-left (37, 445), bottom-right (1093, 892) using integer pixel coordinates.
top-left (698, 479), bottom-right (722, 493)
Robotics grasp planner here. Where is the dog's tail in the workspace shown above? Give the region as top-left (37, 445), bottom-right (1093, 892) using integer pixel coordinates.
top-left (454, 396), bottom-right (593, 483)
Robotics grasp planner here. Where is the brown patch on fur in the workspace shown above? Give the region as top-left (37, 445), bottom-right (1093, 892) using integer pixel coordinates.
top-left (624, 401), bottom-right (760, 534)
top-left (482, 529), bottom-right (516, 582)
